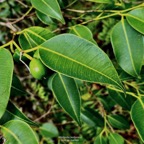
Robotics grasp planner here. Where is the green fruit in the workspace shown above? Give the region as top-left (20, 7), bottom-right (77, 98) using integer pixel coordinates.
top-left (29, 58), bottom-right (47, 80)
top-left (13, 49), bottom-right (27, 63)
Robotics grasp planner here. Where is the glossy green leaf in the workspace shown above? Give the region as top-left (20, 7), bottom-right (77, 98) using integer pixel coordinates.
top-left (31, 0), bottom-right (65, 24)
top-left (19, 26), bottom-right (54, 51)
top-left (108, 133), bottom-right (124, 144)
top-left (39, 34), bottom-right (123, 90)
top-left (94, 135), bottom-right (107, 144)
top-left (108, 114), bottom-right (130, 130)
top-left (81, 108), bottom-right (104, 127)
top-left (0, 48), bottom-right (13, 118)
top-left (86, 0), bottom-right (112, 3)
top-left (131, 98), bottom-right (144, 142)
top-left (108, 89), bottom-right (130, 110)
top-left (70, 25), bottom-right (97, 44)
top-left (111, 19), bottom-right (144, 77)
top-left (51, 73), bottom-right (81, 125)
top-left (11, 74), bottom-right (26, 96)
top-left (36, 10), bottom-right (54, 25)
top-left (0, 101), bottom-right (37, 126)
top-left (40, 123), bottom-right (59, 138)
top-left (98, 96), bottom-right (115, 112)
top-left (126, 8), bottom-right (144, 35)
top-left (1, 120), bottom-right (38, 144)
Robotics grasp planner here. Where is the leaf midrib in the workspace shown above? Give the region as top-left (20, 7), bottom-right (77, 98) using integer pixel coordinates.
top-left (121, 19), bottom-right (137, 76)
top-left (58, 74), bottom-right (80, 123)
top-left (41, 0), bottom-right (61, 19)
top-left (11, 86), bottom-right (25, 94)
top-left (108, 116), bottom-right (126, 128)
top-left (127, 14), bottom-right (144, 23)
top-left (1, 126), bottom-right (22, 144)
top-left (40, 46), bottom-right (122, 88)
top-left (110, 134), bottom-right (119, 144)
top-left (25, 29), bottom-right (46, 41)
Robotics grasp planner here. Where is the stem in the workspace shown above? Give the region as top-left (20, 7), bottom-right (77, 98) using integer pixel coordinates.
top-left (80, 2), bottom-right (144, 25)
top-left (11, 6), bottom-right (33, 24)
top-left (12, 41), bottom-right (33, 60)
top-left (10, 42), bottom-right (14, 53)
top-left (100, 115), bottom-right (109, 136)
top-left (107, 86), bottom-right (139, 99)
top-left (23, 53), bottom-right (33, 60)
top-left (66, 9), bottom-right (118, 13)
top-left (0, 41), bottom-right (12, 49)
top-left (24, 46), bottom-right (39, 53)
top-left (12, 41), bottom-right (21, 51)
top-left (121, 2), bottom-right (144, 13)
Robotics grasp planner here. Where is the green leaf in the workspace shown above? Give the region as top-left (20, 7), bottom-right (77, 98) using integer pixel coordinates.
top-left (11, 74), bottom-right (26, 96)
top-left (51, 73), bottom-right (81, 125)
top-left (31, 0), bottom-right (65, 24)
top-left (131, 98), bottom-right (144, 142)
top-left (19, 26), bottom-right (54, 51)
top-left (40, 123), bottom-right (59, 138)
top-left (111, 19), bottom-right (144, 77)
top-left (108, 133), bottom-right (124, 144)
top-left (39, 34), bottom-right (123, 90)
top-left (126, 8), bottom-right (144, 35)
top-left (108, 89), bottom-right (131, 110)
top-left (94, 135), bottom-right (107, 144)
top-left (1, 120), bottom-right (38, 144)
top-left (0, 101), bottom-right (37, 126)
top-left (69, 25), bottom-right (97, 44)
top-left (81, 108), bottom-right (104, 127)
top-left (108, 114), bottom-right (130, 129)
top-left (98, 95), bottom-right (115, 112)
top-left (0, 48), bottom-right (13, 118)
top-left (36, 10), bottom-right (54, 25)
top-left (86, 0), bottom-right (112, 3)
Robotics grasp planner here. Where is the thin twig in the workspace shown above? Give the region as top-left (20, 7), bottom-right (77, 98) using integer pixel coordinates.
top-left (11, 6), bottom-right (33, 24)
top-left (15, 0), bottom-right (28, 8)
top-left (34, 100), bottom-right (54, 122)
top-left (0, 22), bottom-right (17, 32)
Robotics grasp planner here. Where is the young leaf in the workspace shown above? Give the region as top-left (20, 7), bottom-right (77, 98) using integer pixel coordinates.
top-left (11, 74), bottom-right (26, 96)
top-left (0, 48), bottom-right (13, 118)
top-left (108, 89), bottom-right (131, 110)
top-left (111, 19), bottom-right (144, 77)
top-left (126, 8), bottom-right (144, 35)
top-left (108, 133), bottom-right (125, 144)
top-left (40, 123), bottom-right (59, 138)
top-left (19, 26), bottom-right (54, 51)
top-left (0, 101), bottom-right (37, 126)
top-left (108, 114), bottom-right (130, 130)
top-left (131, 98), bottom-right (144, 142)
top-left (94, 135), bottom-right (107, 144)
top-left (36, 10), bottom-right (54, 25)
top-left (31, 0), bottom-right (65, 24)
top-left (51, 73), bottom-right (81, 125)
top-left (81, 108), bottom-right (104, 127)
top-left (69, 25), bottom-right (97, 44)
top-left (39, 34), bottom-right (124, 90)
top-left (1, 120), bottom-right (38, 144)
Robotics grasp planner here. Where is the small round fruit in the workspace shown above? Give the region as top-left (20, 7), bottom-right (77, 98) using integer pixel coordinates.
top-left (13, 49), bottom-right (27, 63)
top-left (29, 58), bottom-right (47, 80)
